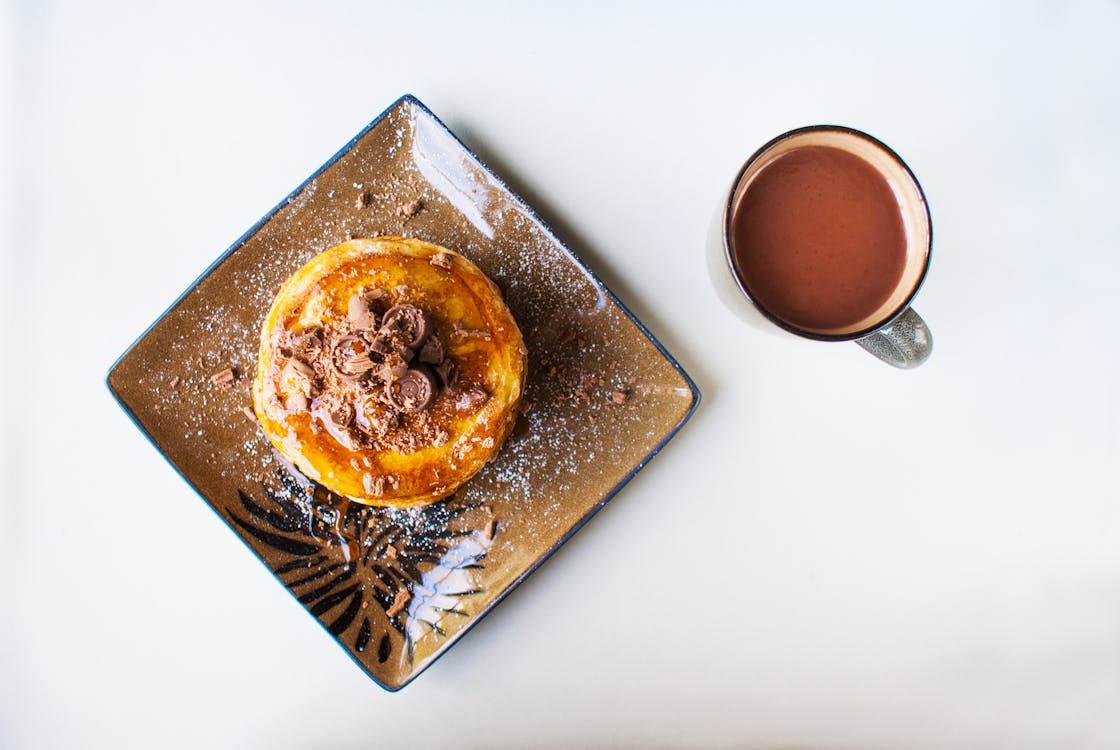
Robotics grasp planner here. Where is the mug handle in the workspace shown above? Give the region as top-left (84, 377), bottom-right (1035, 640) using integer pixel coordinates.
top-left (856, 307), bottom-right (933, 369)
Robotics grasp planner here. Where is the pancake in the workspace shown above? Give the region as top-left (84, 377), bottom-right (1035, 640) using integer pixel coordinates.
top-left (253, 236), bottom-right (526, 507)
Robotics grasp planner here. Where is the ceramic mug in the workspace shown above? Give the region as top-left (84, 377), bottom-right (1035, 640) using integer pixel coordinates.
top-left (708, 125), bottom-right (933, 369)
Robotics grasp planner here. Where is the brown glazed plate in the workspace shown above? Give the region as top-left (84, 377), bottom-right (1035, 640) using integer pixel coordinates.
top-left (107, 94), bottom-right (700, 691)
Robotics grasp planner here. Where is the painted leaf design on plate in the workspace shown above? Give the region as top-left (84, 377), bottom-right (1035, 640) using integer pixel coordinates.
top-left (226, 463), bottom-right (497, 666)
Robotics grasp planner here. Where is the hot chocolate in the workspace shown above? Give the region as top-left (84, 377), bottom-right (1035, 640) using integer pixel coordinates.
top-left (729, 143), bottom-right (910, 335)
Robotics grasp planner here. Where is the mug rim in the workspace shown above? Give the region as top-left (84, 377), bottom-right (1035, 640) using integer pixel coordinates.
top-left (722, 124), bottom-right (933, 342)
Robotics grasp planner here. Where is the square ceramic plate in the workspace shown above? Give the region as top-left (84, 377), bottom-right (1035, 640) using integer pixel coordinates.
top-left (107, 95), bottom-right (700, 691)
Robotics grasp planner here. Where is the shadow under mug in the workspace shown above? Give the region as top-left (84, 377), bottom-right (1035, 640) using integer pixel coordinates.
top-left (707, 125), bottom-right (933, 369)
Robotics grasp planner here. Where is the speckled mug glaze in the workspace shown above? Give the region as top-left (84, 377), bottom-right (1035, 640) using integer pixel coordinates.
top-left (108, 95), bottom-right (699, 690)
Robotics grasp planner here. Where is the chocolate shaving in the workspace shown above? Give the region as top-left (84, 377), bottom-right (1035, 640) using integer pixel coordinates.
top-left (611, 388), bottom-right (631, 404)
top-left (363, 473), bottom-right (386, 497)
top-left (329, 400), bottom-right (354, 429)
top-left (355, 397), bottom-right (398, 439)
top-left (482, 518), bottom-right (498, 543)
top-left (417, 334), bottom-right (444, 365)
top-left (394, 198), bottom-right (423, 219)
top-left (209, 368), bottom-right (236, 388)
top-left (453, 325), bottom-right (492, 341)
top-left (430, 251), bottom-right (453, 269)
top-left (452, 324), bottom-right (492, 342)
top-left (455, 386), bottom-right (489, 412)
top-left (386, 588), bottom-right (410, 617)
top-left (340, 352), bottom-right (374, 378)
top-left (377, 352), bottom-right (411, 383)
top-left (279, 359), bottom-right (316, 411)
top-left (291, 327), bottom-right (324, 357)
top-left (369, 331), bottom-right (395, 355)
top-left (286, 357), bottom-right (317, 383)
top-left (284, 391), bottom-right (308, 413)
top-left (434, 359), bottom-right (457, 389)
top-left (347, 289), bottom-right (382, 330)
top-left (354, 189), bottom-right (372, 208)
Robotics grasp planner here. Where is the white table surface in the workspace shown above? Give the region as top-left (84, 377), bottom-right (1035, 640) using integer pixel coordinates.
top-left (3, 2), bottom-right (1119, 748)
